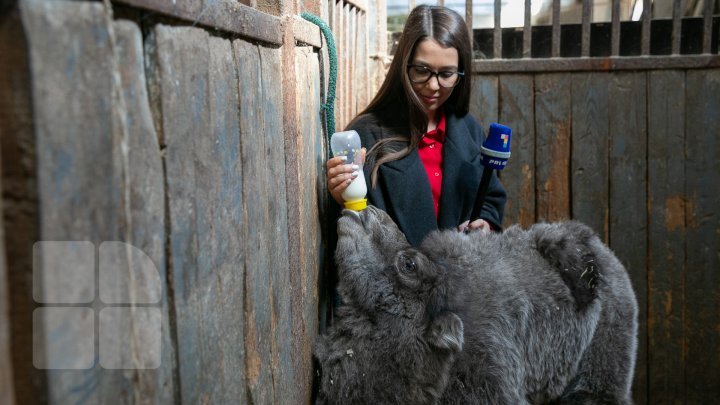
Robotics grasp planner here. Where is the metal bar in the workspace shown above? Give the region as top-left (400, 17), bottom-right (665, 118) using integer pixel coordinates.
top-left (472, 54), bottom-right (720, 73)
top-left (702, 0), bottom-right (713, 53)
top-left (641, 0), bottom-right (651, 55)
top-left (582, 0), bottom-right (591, 57)
top-left (523, 0), bottom-right (531, 57)
top-left (672, 0), bottom-right (682, 54)
top-left (115, 0), bottom-right (283, 45)
top-left (494, 0), bottom-right (502, 58)
top-left (611, 0), bottom-right (620, 56)
top-left (437, 0), bottom-right (445, 6)
top-left (552, 0), bottom-right (561, 57)
top-left (467, 0), bottom-right (474, 54)
top-left (409, 0), bottom-right (416, 13)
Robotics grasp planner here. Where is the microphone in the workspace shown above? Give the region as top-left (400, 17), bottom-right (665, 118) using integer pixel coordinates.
top-left (469, 123), bottom-right (512, 222)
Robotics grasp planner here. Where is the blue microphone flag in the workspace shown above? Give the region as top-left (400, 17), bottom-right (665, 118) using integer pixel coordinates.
top-left (481, 123), bottom-right (512, 171)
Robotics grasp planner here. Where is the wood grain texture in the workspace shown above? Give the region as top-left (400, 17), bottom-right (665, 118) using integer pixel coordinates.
top-left (534, 73), bottom-right (571, 222)
top-left (367, 0), bottom-right (387, 98)
top-left (347, 6), bottom-right (356, 123)
top-left (608, 71), bottom-right (648, 405)
top-left (498, 74), bottom-right (535, 228)
top-left (198, 34), bottom-right (246, 403)
top-left (21, 1), bottom-right (119, 402)
top-left (684, 68), bottom-right (720, 403)
top-left (334, 0), bottom-right (343, 132)
top-left (469, 74), bottom-right (499, 135)
top-left (647, 69), bottom-right (686, 404)
top-left (571, 72), bottom-right (609, 241)
top-left (147, 25), bottom-right (207, 404)
top-left (111, 19), bottom-right (174, 404)
top-left (294, 45), bottom-right (324, 405)
top-left (0, 125), bottom-right (14, 405)
top-left (235, 39), bottom-right (274, 405)
top-left (115, 0), bottom-right (283, 45)
top-left (0, 8), bottom-right (37, 404)
top-left (149, 25), bottom-right (247, 403)
top-left (259, 45), bottom-right (294, 405)
top-left (355, 11), bottom-right (369, 114)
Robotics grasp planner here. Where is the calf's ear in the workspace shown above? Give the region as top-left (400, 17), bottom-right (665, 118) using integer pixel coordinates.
top-left (426, 311), bottom-right (464, 352)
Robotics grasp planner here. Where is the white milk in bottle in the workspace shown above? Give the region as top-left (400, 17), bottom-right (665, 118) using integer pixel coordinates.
top-left (330, 130), bottom-right (367, 211)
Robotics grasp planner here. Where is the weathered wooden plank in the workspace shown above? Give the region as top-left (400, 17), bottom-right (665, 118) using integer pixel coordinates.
top-left (469, 74), bottom-right (499, 135)
top-left (115, 0), bottom-right (283, 45)
top-left (647, 69), bottom-right (686, 404)
top-left (356, 10), bottom-right (369, 112)
top-left (347, 4), bottom-right (356, 124)
top-left (146, 24), bottom-right (204, 404)
top-left (21, 1), bottom-right (119, 403)
top-left (334, 0), bottom-right (344, 131)
top-left (0, 141), bottom-right (14, 405)
top-left (534, 73), bottom-right (571, 222)
top-left (0, 7), bottom-right (38, 404)
top-left (608, 71), bottom-right (648, 405)
top-left (684, 68), bottom-right (720, 403)
top-left (279, 5), bottom-right (306, 402)
top-left (109, 19), bottom-right (174, 403)
top-left (571, 72), bottom-right (609, 241)
top-left (328, 0), bottom-right (335, 32)
top-left (370, 0), bottom-right (388, 97)
top-left (148, 24), bottom-right (249, 404)
top-left (196, 34), bottom-right (246, 402)
top-left (146, 25), bottom-right (208, 404)
top-left (234, 39), bottom-right (274, 405)
top-left (293, 16), bottom-right (322, 48)
top-left (498, 75), bottom-right (535, 228)
top-left (258, 45), bottom-right (293, 405)
top-left (293, 45), bottom-right (324, 405)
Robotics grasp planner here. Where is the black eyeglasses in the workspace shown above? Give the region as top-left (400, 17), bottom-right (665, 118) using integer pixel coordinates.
top-left (407, 65), bottom-right (464, 88)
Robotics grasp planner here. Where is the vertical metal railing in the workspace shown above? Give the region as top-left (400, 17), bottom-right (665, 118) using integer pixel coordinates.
top-left (642, 0), bottom-right (651, 55)
top-left (493, 0), bottom-right (502, 57)
top-left (672, 0), bottom-right (683, 54)
top-left (394, 0), bottom-right (717, 61)
top-left (552, 0), bottom-right (561, 57)
top-left (467, 0), bottom-right (474, 51)
top-left (582, 0), bottom-right (592, 57)
top-left (611, 0), bottom-right (621, 56)
top-left (703, 0), bottom-right (714, 53)
top-left (476, 0), bottom-right (718, 60)
top-left (523, 0), bottom-right (531, 57)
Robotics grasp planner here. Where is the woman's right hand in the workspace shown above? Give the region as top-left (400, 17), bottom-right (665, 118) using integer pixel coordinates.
top-left (326, 148), bottom-right (365, 205)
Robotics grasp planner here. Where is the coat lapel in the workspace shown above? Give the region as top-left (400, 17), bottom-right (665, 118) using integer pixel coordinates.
top-left (378, 150), bottom-right (437, 246)
top-left (438, 114), bottom-right (483, 230)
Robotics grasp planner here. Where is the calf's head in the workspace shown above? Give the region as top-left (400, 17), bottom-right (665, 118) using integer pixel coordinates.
top-left (319, 206), bottom-right (464, 403)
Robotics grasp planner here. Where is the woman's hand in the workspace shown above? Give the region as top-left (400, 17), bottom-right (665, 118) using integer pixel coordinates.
top-left (326, 148), bottom-right (366, 205)
top-left (458, 218), bottom-right (491, 234)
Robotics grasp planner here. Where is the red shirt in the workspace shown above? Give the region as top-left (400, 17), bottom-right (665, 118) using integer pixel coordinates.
top-left (418, 113), bottom-right (446, 218)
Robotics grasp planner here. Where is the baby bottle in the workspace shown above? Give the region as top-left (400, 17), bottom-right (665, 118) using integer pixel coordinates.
top-left (330, 130), bottom-right (367, 211)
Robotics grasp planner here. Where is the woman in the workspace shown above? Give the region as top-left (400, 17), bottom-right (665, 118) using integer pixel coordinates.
top-left (327, 5), bottom-right (506, 247)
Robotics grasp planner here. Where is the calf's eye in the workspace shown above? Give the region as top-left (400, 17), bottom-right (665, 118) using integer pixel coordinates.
top-left (399, 255), bottom-right (416, 273)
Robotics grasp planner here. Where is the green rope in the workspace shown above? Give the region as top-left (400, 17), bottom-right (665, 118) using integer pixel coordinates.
top-left (301, 12), bottom-right (337, 156)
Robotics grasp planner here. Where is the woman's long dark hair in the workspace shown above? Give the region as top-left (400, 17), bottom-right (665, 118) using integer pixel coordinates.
top-left (350, 5), bottom-right (473, 186)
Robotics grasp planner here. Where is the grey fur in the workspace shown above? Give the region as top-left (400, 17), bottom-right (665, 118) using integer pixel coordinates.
top-left (316, 206), bottom-right (638, 404)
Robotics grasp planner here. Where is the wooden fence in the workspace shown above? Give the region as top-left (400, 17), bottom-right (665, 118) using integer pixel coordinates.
top-left (0, 0), bottom-right (386, 403)
top-left (467, 0), bottom-right (720, 403)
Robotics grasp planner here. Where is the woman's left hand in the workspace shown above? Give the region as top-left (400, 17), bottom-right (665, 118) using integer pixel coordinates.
top-left (458, 219), bottom-right (491, 234)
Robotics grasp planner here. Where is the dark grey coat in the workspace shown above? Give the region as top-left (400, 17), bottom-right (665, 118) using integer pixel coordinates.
top-left (348, 111), bottom-right (507, 246)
